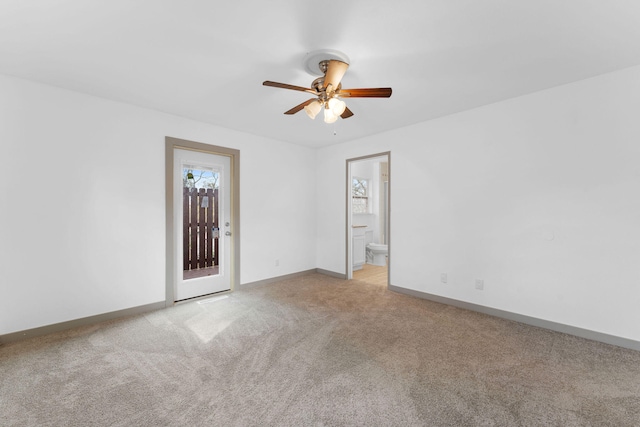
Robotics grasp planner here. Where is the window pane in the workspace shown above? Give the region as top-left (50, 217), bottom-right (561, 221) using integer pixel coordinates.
top-left (352, 177), bottom-right (369, 213)
top-left (352, 178), bottom-right (368, 197)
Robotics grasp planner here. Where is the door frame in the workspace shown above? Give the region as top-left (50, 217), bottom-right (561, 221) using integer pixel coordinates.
top-left (345, 151), bottom-right (391, 284)
top-left (165, 136), bottom-right (240, 305)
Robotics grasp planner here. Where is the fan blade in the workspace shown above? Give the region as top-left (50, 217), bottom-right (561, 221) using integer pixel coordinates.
top-left (338, 88), bottom-right (392, 98)
top-left (340, 107), bottom-right (354, 119)
top-left (263, 81), bottom-right (317, 95)
top-left (284, 98), bottom-right (316, 115)
top-left (323, 60), bottom-right (349, 91)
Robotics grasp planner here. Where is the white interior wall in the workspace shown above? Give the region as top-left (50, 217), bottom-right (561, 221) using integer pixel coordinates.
top-left (317, 65), bottom-right (640, 342)
top-left (3, 64), bottom-right (639, 343)
top-left (0, 74), bottom-right (316, 335)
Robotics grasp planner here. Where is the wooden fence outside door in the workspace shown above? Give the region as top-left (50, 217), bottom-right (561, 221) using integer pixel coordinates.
top-left (183, 187), bottom-right (219, 272)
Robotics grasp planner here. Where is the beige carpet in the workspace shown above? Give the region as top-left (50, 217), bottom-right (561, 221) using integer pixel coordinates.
top-left (1, 273), bottom-right (639, 426)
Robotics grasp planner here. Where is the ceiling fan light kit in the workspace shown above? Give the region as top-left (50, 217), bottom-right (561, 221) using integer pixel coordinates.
top-left (328, 97), bottom-right (347, 116)
top-left (304, 99), bottom-right (322, 120)
top-left (323, 106), bottom-right (339, 124)
top-left (263, 49), bottom-right (392, 124)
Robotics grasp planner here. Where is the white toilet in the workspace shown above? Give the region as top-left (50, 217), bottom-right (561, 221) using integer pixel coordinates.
top-left (367, 243), bottom-right (388, 266)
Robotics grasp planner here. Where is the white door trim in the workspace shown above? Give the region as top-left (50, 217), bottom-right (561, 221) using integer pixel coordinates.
top-left (165, 137), bottom-right (240, 306)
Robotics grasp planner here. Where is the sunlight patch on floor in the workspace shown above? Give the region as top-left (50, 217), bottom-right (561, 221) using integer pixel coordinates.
top-left (196, 295), bottom-right (229, 305)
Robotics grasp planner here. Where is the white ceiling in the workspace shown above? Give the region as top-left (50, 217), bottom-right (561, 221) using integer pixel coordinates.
top-left (2, 1), bottom-right (640, 148)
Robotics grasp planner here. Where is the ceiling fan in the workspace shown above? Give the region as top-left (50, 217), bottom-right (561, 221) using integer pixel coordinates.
top-left (263, 51), bottom-right (392, 124)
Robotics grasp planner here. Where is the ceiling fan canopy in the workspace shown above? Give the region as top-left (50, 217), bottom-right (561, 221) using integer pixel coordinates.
top-left (263, 50), bottom-right (392, 124)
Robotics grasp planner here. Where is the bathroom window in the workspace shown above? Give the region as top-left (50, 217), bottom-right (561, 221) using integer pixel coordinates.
top-left (352, 177), bottom-right (369, 214)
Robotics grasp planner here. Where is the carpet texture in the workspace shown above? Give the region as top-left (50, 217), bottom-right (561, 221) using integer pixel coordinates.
top-left (1, 273), bottom-right (639, 426)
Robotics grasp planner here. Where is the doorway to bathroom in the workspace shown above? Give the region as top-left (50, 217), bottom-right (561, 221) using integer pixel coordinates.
top-left (346, 152), bottom-right (390, 287)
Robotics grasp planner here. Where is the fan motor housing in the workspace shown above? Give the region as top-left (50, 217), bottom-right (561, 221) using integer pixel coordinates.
top-left (303, 49), bottom-right (350, 75)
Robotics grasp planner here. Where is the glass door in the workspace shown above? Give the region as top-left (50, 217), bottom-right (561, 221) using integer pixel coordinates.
top-left (173, 148), bottom-right (231, 300)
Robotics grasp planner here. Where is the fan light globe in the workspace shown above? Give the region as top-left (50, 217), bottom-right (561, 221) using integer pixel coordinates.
top-left (304, 100), bottom-right (322, 120)
top-left (328, 98), bottom-right (346, 116)
top-left (323, 107), bottom-right (338, 124)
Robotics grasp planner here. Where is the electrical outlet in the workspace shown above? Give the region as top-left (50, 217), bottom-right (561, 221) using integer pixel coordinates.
top-left (475, 279), bottom-right (484, 290)
top-left (441, 273), bottom-right (447, 284)
top-left (275, 259), bottom-right (280, 267)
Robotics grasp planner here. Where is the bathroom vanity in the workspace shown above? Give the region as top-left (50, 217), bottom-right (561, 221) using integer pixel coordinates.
top-left (352, 226), bottom-right (372, 270)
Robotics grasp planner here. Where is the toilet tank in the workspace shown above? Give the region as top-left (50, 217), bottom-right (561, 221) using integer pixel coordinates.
top-left (365, 230), bottom-right (373, 245)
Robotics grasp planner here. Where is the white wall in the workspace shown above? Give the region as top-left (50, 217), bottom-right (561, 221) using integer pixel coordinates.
top-left (0, 74), bottom-right (316, 335)
top-left (317, 65), bottom-right (640, 342)
top-left (3, 64), bottom-right (640, 342)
